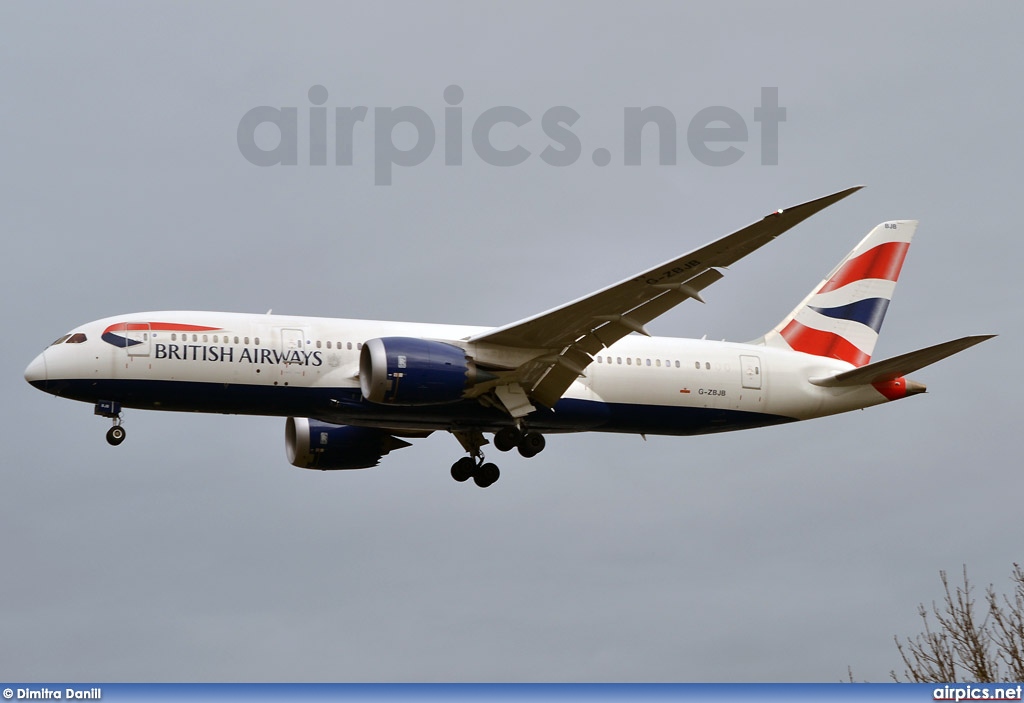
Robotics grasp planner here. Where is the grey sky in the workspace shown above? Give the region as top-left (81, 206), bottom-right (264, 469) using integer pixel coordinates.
top-left (1, 1), bottom-right (1020, 682)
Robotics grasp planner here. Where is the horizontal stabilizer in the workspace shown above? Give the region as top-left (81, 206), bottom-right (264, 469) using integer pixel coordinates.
top-left (809, 334), bottom-right (995, 387)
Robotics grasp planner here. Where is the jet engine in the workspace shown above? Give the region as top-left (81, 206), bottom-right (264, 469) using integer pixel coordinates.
top-left (285, 417), bottom-right (411, 470)
top-left (359, 337), bottom-right (494, 405)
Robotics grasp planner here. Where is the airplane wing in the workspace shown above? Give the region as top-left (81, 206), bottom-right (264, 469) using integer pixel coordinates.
top-left (469, 186), bottom-right (863, 408)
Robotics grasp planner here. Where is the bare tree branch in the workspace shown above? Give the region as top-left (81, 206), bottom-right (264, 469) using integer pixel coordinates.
top-left (889, 565), bottom-right (1023, 682)
top-left (987, 563), bottom-right (1024, 681)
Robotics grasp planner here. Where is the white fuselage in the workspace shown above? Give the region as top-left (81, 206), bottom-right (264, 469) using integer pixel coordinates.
top-left (26, 311), bottom-right (897, 437)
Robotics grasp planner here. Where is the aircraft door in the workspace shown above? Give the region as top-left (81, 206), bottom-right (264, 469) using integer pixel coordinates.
top-left (125, 323), bottom-right (151, 357)
top-left (740, 354), bottom-right (762, 390)
top-left (279, 328), bottom-right (306, 379)
top-left (281, 328), bottom-right (304, 354)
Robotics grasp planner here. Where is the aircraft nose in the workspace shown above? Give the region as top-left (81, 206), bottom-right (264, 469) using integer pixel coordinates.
top-left (24, 351), bottom-right (48, 390)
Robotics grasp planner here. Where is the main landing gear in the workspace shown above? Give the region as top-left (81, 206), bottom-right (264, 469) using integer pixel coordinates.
top-left (449, 426), bottom-right (546, 488)
top-left (493, 426), bottom-right (546, 458)
top-left (450, 455), bottom-right (500, 488)
top-left (95, 400), bottom-right (126, 446)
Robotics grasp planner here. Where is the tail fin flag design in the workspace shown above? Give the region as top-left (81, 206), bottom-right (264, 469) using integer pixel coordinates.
top-left (762, 220), bottom-right (917, 367)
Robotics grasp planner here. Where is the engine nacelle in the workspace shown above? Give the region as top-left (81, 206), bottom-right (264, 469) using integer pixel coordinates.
top-left (360, 337), bottom-right (492, 405)
top-left (285, 417), bottom-right (411, 470)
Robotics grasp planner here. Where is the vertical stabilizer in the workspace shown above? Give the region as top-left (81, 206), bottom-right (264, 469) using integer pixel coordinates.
top-left (760, 220), bottom-right (917, 367)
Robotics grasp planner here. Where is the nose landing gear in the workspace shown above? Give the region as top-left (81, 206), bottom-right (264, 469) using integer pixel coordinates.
top-left (95, 400), bottom-right (126, 446)
top-left (106, 423), bottom-right (126, 446)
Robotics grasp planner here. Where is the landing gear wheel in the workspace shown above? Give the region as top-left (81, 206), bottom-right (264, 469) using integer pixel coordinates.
top-left (450, 456), bottom-right (475, 482)
top-left (106, 425), bottom-right (126, 446)
top-left (517, 432), bottom-right (545, 458)
top-left (449, 429), bottom-right (502, 487)
top-left (494, 427), bottom-right (520, 452)
top-left (473, 462), bottom-right (500, 488)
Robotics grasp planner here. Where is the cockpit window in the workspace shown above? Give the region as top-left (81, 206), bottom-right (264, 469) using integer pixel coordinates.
top-left (66, 333), bottom-right (87, 344)
top-left (50, 334), bottom-right (72, 346)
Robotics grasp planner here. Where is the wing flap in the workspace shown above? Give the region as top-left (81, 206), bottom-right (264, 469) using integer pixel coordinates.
top-left (531, 361), bottom-right (587, 408)
top-left (525, 269), bottom-right (728, 405)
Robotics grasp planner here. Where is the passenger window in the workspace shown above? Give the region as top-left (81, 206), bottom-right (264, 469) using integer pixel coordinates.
top-left (255, 337), bottom-right (260, 345)
top-left (357, 343), bottom-right (362, 350)
top-left (347, 342), bottom-right (353, 350)
top-left (626, 358), bottom-right (632, 365)
top-left (655, 359), bottom-right (661, 367)
top-left (674, 360), bottom-right (680, 368)
top-left (646, 359), bottom-right (651, 366)
top-left (66, 333), bottom-right (87, 344)
top-left (705, 362), bottom-right (710, 370)
top-left (695, 361), bottom-right (700, 369)
top-left (234, 336), bottom-right (239, 344)
top-left (244, 337), bottom-right (249, 345)
top-left (202, 335), bottom-right (208, 343)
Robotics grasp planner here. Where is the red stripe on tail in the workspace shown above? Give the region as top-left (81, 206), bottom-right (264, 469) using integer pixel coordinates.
top-left (779, 319), bottom-right (871, 366)
top-left (818, 241), bottom-right (910, 294)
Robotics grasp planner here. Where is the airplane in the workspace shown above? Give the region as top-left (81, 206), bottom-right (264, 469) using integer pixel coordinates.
top-left (23, 186), bottom-right (994, 487)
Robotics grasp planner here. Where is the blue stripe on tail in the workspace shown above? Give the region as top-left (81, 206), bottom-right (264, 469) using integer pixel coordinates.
top-left (809, 298), bottom-right (891, 333)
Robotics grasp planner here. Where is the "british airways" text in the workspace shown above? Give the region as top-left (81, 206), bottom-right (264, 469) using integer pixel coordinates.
top-left (153, 344), bottom-right (323, 366)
